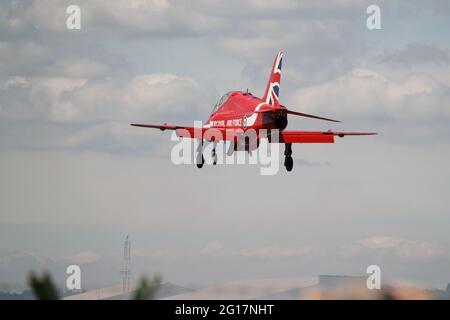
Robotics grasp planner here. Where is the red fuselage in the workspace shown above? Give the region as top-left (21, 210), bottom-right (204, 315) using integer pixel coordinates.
top-left (206, 91), bottom-right (288, 132)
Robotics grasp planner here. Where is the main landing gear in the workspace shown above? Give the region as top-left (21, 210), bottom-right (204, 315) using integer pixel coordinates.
top-left (196, 139), bottom-right (217, 169)
top-left (196, 140), bottom-right (294, 172)
top-left (284, 143), bottom-right (293, 172)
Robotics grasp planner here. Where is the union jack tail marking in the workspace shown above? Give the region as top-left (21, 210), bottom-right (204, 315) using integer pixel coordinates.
top-left (262, 51), bottom-right (283, 107)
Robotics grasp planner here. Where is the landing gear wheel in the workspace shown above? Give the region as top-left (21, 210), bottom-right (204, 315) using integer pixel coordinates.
top-left (284, 143), bottom-right (293, 172)
top-left (284, 156), bottom-right (293, 172)
top-left (196, 139), bottom-right (204, 169)
top-left (212, 148), bottom-right (217, 165)
top-left (196, 154), bottom-right (204, 169)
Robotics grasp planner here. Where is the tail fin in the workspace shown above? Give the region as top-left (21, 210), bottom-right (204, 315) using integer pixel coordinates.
top-left (262, 51), bottom-right (283, 107)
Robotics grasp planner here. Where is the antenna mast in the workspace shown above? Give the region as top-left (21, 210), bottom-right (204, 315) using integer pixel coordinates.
top-left (120, 235), bottom-right (131, 297)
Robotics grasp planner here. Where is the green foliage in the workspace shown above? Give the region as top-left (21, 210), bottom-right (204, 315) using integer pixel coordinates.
top-left (132, 274), bottom-right (162, 300)
top-left (28, 272), bottom-right (60, 300)
top-left (27, 271), bottom-right (162, 300)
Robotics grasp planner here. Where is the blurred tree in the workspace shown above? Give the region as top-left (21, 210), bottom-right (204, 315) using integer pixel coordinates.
top-left (28, 271), bottom-right (162, 300)
top-left (28, 272), bottom-right (60, 300)
top-left (132, 274), bottom-right (162, 300)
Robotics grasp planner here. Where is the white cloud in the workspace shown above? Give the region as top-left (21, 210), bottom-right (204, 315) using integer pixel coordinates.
top-left (352, 236), bottom-right (449, 259)
top-left (240, 245), bottom-right (314, 258)
top-left (0, 40), bottom-right (50, 74)
top-left (1, 251), bottom-right (47, 265)
top-left (67, 251), bottom-right (101, 264)
top-left (61, 73), bottom-right (205, 122)
top-left (53, 59), bottom-right (111, 79)
top-left (121, 74), bottom-right (206, 118)
top-left (199, 241), bottom-right (315, 258)
top-left (287, 67), bottom-right (450, 131)
top-left (130, 247), bottom-right (179, 259)
top-left (6, 0), bottom-right (225, 36)
top-left (377, 43), bottom-right (450, 67)
top-left (201, 240), bottom-right (225, 255)
top-left (358, 236), bottom-right (405, 249)
top-left (0, 73), bottom-right (207, 149)
top-left (2, 0), bottom-right (367, 38)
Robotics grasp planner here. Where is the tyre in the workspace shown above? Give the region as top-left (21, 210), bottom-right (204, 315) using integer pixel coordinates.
top-left (284, 156), bottom-right (293, 172)
top-left (196, 154), bottom-right (204, 168)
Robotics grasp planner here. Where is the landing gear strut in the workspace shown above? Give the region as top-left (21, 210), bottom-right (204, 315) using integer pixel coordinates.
top-left (196, 139), bottom-right (204, 169)
top-left (227, 140), bottom-right (235, 156)
top-left (212, 140), bottom-right (218, 165)
top-left (284, 143), bottom-right (293, 172)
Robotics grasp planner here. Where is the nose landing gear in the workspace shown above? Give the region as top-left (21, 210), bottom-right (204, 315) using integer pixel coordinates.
top-left (212, 141), bottom-right (217, 165)
top-left (196, 139), bottom-right (204, 168)
top-left (284, 143), bottom-right (293, 172)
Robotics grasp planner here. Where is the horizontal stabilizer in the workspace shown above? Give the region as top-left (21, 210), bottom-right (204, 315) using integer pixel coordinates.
top-left (286, 109), bottom-right (340, 122)
top-left (324, 131), bottom-right (378, 137)
top-left (280, 130), bottom-right (377, 143)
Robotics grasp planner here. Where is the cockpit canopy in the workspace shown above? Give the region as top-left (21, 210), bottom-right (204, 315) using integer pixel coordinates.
top-left (212, 91), bottom-right (232, 113)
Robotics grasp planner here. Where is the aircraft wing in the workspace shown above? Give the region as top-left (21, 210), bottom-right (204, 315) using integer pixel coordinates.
top-left (131, 124), bottom-right (376, 143)
top-left (131, 123), bottom-right (180, 130)
top-left (131, 123), bottom-right (236, 141)
top-left (280, 130), bottom-right (377, 143)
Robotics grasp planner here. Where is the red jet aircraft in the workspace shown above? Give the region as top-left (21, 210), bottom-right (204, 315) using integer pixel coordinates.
top-left (131, 51), bottom-right (376, 172)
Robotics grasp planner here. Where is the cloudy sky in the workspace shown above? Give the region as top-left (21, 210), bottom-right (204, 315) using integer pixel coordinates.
top-left (1, 0), bottom-right (450, 291)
